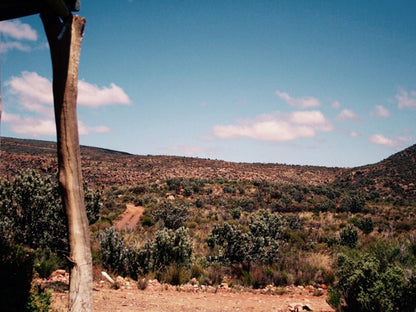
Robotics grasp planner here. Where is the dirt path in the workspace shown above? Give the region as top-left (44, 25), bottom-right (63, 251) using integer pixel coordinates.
top-left (50, 281), bottom-right (334, 312)
top-left (114, 203), bottom-right (145, 230)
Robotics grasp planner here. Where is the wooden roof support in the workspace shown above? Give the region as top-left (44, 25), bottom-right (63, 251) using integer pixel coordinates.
top-left (41, 11), bottom-right (92, 312)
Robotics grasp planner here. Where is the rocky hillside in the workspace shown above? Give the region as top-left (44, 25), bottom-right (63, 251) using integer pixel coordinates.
top-left (0, 137), bottom-right (340, 187)
top-left (1, 136), bottom-right (415, 200)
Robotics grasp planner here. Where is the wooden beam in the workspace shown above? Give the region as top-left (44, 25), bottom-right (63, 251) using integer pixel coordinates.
top-left (0, 0), bottom-right (43, 21)
top-left (41, 12), bottom-right (92, 312)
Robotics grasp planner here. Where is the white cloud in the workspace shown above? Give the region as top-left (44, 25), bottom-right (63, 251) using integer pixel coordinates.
top-left (0, 20), bottom-right (37, 41)
top-left (3, 71), bottom-right (130, 138)
top-left (212, 110), bottom-right (333, 142)
top-left (371, 105), bottom-right (390, 118)
top-left (336, 109), bottom-right (360, 122)
top-left (78, 81), bottom-right (132, 107)
top-left (276, 91), bottom-right (321, 108)
top-left (349, 131), bottom-right (361, 137)
top-left (6, 72), bottom-right (54, 115)
top-left (6, 71), bottom-right (132, 111)
top-left (369, 134), bottom-right (412, 147)
top-left (3, 112), bottom-right (111, 137)
top-left (396, 88), bottom-right (416, 109)
top-left (0, 20), bottom-right (37, 53)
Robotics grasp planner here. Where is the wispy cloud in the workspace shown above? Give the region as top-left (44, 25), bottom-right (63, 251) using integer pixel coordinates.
top-left (3, 112), bottom-right (57, 136)
top-left (371, 105), bottom-right (390, 118)
top-left (78, 121), bottom-right (111, 135)
top-left (336, 109), bottom-right (360, 122)
top-left (212, 110), bottom-right (333, 142)
top-left (349, 131), bottom-right (361, 137)
top-left (332, 101), bottom-right (341, 109)
top-left (276, 91), bottom-right (321, 108)
top-left (0, 20), bottom-right (37, 53)
top-left (396, 88), bottom-right (416, 109)
top-left (165, 145), bottom-right (216, 157)
top-left (0, 41), bottom-right (32, 53)
top-left (369, 134), bottom-right (412, 147)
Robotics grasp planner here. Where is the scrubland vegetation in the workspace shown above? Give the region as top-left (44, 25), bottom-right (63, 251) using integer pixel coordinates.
top-left (2, 170), bottom-right (416, 311)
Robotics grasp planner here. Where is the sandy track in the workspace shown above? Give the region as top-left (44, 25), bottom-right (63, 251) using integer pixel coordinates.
top-left (114, 204), bottom-right (145, 231)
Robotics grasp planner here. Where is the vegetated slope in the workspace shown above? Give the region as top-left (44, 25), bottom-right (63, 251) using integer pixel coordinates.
top-left (1, 137), bottom-right (415, 200)
top-left (333, 144), bottom-right (416, 201)
top-left (1, 137), bottom-right (340, 186)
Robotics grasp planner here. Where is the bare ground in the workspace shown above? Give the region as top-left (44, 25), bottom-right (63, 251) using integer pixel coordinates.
top-left (50, 279), bottom-right (334, 312)
top-left (114, 204), bottom-right (145, 231)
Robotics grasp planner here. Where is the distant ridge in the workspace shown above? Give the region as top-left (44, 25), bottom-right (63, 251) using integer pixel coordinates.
top-left (334, 144), bottom-right (416, 200)
top-left (1, 137), bottom-right (415, 200)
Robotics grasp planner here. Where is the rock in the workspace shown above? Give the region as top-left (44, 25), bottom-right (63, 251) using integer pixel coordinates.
top-left (288, 303), bottom-right (303, 312)
top-left (189, 278), bottom-right (199, 286)
top-left (302, 304), bottom-right (313, 311)
top-left (101, 271), bottom-right (115, 284)
top-left (49, 269), bottom-right (69, 284)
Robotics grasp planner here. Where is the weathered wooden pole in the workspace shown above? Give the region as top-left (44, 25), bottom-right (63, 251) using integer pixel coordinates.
top-left (41, 12), bottom-right (92, 312)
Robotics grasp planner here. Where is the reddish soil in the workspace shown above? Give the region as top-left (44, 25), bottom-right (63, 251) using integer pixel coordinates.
top-left (114, 204), bottom-right (145, 231)
top-left (50, 280), bottom-right (335, 312)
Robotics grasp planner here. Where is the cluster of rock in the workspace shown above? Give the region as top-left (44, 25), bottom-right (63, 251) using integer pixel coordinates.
top-left (99, 271), bottom-right (327, 297)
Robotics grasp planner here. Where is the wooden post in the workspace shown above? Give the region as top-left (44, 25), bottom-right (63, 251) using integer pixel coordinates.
top-left (41, 13), bottom-right (92, 312)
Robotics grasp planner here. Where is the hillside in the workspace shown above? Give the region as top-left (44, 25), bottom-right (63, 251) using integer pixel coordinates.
top-left (333, 144), bottom-right (416, 201)
top-left (1, 137), bottom-right (415, 201)
top-left (1, 136), bottom-right (341, 187)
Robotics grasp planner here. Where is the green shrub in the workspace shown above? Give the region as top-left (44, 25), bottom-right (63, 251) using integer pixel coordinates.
top-left (206, 210), bottom-right (302, 266)
top-left (159, 264), bottom-right (191, 285)
top-left (335, 242), bottom-right (416, 312)
top-left (100, 227), bottom-right (127, 274)
top-left (27, 283), bottom-right (51, 312)
top-left (33, 248), bottom-right (63, 279)
top-left (152, 201), bottom-right (189, 229)
top-left (339, 194), bottom-right (365, 213)
top-left (339, 225), bottom-right (358, 248)
top-left (327, 287), bottom-right (341, 310)
top-left (152, 227), bottom-right (193, 270)
top-left (0, 171), bottom-right (102, 254)
top-left (353, 216), bottom-right (374, 235)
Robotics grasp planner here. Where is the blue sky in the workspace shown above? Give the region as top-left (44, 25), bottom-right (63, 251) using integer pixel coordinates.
top-left (1, 1), bottom-right (415, 167)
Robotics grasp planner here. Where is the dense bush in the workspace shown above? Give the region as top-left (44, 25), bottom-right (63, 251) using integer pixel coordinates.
top-left (339, 194), bottom-right (365, 213)
top-left (152, 201), bottom-right (189, 229)
top-left (351, 216), bottom-right (374, 235)
top-left (334, 242), bottom-right (416, 312)
top-left (100, 226), bottom-right (193, 278)
top-left (339, 225), bottom-right (359, 248)
top-left (100, 227), bottom-right (128, 274)
top-left (152, 227), bottom-right (193, 270)
top-left (207, 211), bottom-right (302, 266)
top-left (0, 170), bottom-right (102, 253)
